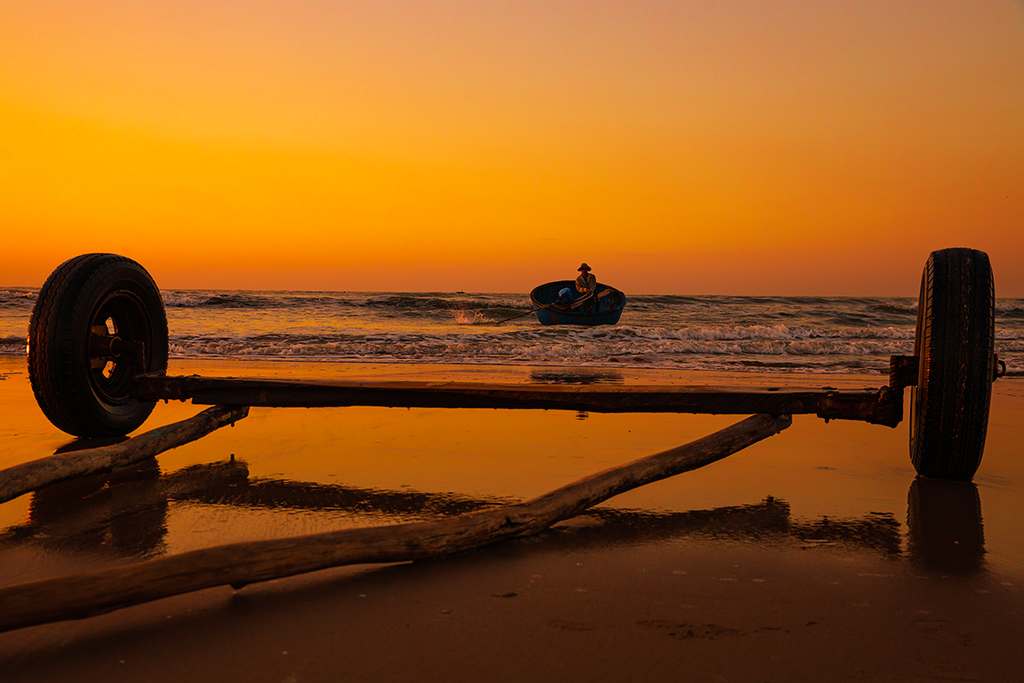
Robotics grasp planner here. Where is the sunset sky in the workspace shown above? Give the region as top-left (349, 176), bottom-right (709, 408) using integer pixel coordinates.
top-left (2, 1), bottom-right (1022, 295)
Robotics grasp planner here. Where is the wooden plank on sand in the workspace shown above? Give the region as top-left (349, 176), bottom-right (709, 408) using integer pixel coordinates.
top-left (0, 404), bottom-right (249, 505)
top-left (0, 412), bottom-right (790, 634)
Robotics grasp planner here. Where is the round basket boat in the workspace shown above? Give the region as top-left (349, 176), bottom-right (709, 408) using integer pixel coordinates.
top-left (529, 281), bottom-right (626, 326)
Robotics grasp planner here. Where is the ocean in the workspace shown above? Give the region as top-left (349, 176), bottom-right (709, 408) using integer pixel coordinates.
top-left (1, 287), bottom-right (1022, 376)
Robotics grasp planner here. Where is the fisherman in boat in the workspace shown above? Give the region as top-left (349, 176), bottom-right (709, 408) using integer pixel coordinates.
top-left (575, 263), bottom-right (597, 312)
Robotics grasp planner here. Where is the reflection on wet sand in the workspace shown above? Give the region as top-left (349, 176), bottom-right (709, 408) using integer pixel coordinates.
top-left (4, 460), bottom-right (244, 558)
top-left (29, 459), bottom-right (169, 558)
top-left (557, 500), bottom-right (903, 557)
top-left (529, 369), bottom-right (625, 385)
top-left (907, 478), bottom-right (986, 575)
top-left (0, 458), bottom-right (988, 577)
top-left (0, 459), bottom-right (508, 557)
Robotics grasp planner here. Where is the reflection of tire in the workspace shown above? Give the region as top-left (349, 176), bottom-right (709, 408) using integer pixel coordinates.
top-left (29, 458), bottom-right (169, 557)
top-left (28, 254), bottom-right (168, 437)
top-left (910, 248), bottom-right (994, 480)
top-left (907, 478), bottom-right (985, 575)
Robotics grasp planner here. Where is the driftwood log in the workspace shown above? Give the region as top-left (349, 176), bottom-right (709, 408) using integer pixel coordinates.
top-left (0, 412), bottom-right (790, 634)
top-left (0, 405), bottom-right (249, 505)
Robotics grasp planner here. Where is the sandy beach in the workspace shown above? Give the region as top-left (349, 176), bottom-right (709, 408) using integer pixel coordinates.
top-left (1, 356), bottom-right (1023, 682)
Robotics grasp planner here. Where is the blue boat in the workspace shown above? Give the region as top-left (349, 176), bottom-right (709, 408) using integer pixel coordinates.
top-left (529, 281), bottom-right (626, 326)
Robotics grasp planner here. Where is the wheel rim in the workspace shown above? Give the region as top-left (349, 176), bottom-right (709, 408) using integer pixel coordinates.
top-left (87, 289), bottom-right (152, 406)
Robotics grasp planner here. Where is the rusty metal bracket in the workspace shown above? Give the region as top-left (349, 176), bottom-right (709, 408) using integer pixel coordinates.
top-left (814, 386), bottom-right (901, 428)
top-left (127, 340), bottom-right (148, 376)
top-left (132, 372), bottom-right (189, 401)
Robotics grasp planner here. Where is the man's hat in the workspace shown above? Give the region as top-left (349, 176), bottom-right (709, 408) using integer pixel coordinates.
top-left (578, 263), bottom-right (591, 271)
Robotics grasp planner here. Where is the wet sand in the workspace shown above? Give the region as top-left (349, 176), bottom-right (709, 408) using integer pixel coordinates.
top-left (1, 357), bottom-right (1023, 682)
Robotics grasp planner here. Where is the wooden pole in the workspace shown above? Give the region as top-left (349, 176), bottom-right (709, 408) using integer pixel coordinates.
top-left (131, 376), bottom-right (900, 426)
top-left (0, 404), bottom-right (249, 505)
top-left (0, 412), bottom-right (790, 634)
top-left (494, 303), bottom-right (551, 325)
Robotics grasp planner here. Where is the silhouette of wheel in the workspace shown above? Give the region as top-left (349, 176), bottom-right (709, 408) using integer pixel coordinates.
top-left (906, 478), bottom-right (985, 575)
top-left (909, 248), bottom-right (994, 480)
top-left (29, 254), bottom-right (168, 437)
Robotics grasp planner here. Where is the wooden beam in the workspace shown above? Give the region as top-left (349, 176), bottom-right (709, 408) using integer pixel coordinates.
top-left (0, 405), bottom-right (249, 505)
top-left (132, 375), bottom-right (899, 425)
top-left (0, 413), bottom-right (790, 634)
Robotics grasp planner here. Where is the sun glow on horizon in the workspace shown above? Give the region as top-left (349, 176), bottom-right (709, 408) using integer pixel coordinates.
top-left (2, 1), bottom-right (1022, 296)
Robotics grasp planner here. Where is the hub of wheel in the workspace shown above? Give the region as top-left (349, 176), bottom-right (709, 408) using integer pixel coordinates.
top-left (89, 331), bottom-right (124, 369)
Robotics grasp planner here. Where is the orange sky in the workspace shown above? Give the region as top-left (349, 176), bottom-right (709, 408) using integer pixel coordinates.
top-left (2, 1), bottom-right (1022, 295)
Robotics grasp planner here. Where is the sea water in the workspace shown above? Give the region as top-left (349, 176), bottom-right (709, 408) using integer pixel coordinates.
top-left (1, 288), bottom-right (1022, 376)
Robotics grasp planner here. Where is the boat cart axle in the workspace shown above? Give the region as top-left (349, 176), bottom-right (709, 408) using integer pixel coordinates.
top-left (129, 366), bottom-right (909, 426)
top-left (27, 248), bottom-right (1002, 481)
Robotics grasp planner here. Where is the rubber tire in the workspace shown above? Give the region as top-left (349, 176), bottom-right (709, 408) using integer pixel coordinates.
top-left (28, 254), bottom-right (168, 437)
top-left (909, 248), bottom-right (994, 481)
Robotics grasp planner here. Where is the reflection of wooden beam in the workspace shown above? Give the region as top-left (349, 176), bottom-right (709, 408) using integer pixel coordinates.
top-left (0, 405), bottom-right (249, 505)
top-left (0, 413), bottom-right (790, 634)
top-left (181, 477), bottom-right (511, 516)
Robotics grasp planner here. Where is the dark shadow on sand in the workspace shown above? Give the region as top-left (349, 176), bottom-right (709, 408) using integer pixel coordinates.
top-left (529, 369), bottom-right (625, 385)
top-left (3, 458), bottom-right (981, 570)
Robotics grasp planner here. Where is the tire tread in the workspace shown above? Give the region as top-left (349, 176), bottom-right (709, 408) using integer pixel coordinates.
top-left (910, 248), bottom-right (993, 480)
